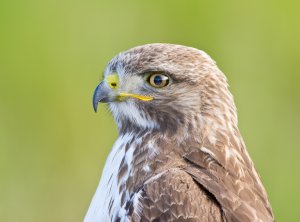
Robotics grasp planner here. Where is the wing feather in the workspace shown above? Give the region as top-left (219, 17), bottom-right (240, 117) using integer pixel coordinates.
top-left (183, 147), bottom-right (274, 222)
top-left (128, 168), bottom-right (224, 222)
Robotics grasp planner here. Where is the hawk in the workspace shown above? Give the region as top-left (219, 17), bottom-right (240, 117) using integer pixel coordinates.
top-left (85, 44), bottom-right (274, 222)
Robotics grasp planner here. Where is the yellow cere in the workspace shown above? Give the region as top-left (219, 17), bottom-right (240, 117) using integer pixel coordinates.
top-left (105, 73), bottom-right (153, 101)
top-left (105, 74), bottom-right (119, 89)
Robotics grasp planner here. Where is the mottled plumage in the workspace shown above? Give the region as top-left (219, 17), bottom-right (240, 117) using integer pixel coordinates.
top-left (85, 44), bottom-right (274, 222)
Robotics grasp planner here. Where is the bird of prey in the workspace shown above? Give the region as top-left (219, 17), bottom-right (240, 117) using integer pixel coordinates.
top-left (85, 43), bottom-right (274, 222)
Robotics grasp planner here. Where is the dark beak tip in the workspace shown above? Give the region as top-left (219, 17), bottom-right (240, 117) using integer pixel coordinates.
top-left (93, 103), bottom-right (98, 113)
top-left (92, 81), bottom-right (111, 112)
top-left (93, 84), bottom-right (101, 113)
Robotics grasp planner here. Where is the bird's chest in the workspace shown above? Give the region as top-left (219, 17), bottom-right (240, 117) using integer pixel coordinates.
top-left (84, 134), bottom-right (153, 222)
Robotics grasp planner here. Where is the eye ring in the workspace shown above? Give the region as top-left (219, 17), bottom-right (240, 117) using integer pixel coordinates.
top-left (147, 73), bottom-right (170, 88)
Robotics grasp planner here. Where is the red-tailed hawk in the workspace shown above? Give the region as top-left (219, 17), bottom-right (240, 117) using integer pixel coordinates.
top-left (85, 44), bottom-right (274, 222)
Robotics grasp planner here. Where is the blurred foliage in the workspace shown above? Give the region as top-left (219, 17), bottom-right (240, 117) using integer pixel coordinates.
top-left (0, 0), bottom-right (299, 221)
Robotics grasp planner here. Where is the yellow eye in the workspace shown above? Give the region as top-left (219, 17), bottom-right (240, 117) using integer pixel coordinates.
top-left (147, 73), bottom-right (169, 88)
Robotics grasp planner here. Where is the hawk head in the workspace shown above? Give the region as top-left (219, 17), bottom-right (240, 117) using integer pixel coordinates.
top-left (93, 43), bottom-right (237, 139)
top-left (91, 44), bottom-right (274, 222)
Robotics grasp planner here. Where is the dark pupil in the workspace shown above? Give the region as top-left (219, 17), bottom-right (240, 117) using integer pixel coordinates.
top-left (153, 75), bottom-right (163, 85)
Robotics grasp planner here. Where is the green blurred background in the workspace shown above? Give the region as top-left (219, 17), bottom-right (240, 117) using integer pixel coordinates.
top-left (0, 0), bottom-right (299, 221)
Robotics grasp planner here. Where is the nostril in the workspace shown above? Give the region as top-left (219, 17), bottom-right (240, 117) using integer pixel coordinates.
top-left (106, 74), bottom-right (119, 89)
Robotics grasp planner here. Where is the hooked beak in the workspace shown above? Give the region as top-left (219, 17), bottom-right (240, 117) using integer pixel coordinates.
top-left (93, 81), bottom-right (113, 112)
top-left (93, 80), bottom-right (153, 112)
